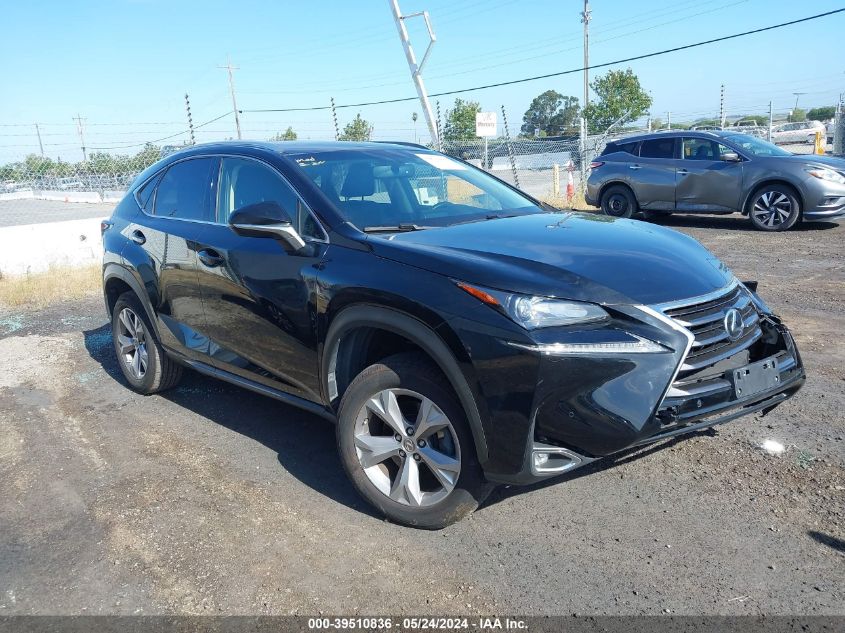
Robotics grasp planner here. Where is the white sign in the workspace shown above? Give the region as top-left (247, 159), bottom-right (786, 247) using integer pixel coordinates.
top-left (475, 112), bottom-right (497, 138)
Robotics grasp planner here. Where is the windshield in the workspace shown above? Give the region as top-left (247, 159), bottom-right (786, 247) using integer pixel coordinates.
top-left (723, 134), bottom-right (792, 157)
top-left (289, 148), bottom-right (542, 231)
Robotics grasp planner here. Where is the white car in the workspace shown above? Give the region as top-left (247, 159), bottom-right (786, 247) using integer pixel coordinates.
top-left (771, 120), bottom-right (826, 145)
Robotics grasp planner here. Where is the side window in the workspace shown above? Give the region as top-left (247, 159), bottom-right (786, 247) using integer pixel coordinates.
top-left (154, 158), bottom-right (217, 221)
top-left (639, 138), bottom-right (676, 159)
top-left (135, 172), bottom-right (162, 214)
top-left (616, 141), bottom-right (638, 155)
top-left (218, 157), bottom-right (299, 223)
top-left (218, 157), bottom-right (326, 240)
top-left (682, 138), bottom-right (719, 160)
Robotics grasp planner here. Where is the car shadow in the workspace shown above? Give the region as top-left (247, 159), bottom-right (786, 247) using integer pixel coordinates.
top-left (807, 530), bottom-right (845, 554)
top-left (82, 324), bottom-right (380, 520)
top-left (645, 214), bottom-right (839, 232)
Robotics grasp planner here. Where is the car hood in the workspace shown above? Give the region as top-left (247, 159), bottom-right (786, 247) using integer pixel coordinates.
top-left (368, 212), bottom-right (733, 306)
top-left (776, 154), bottom-right (845, 171)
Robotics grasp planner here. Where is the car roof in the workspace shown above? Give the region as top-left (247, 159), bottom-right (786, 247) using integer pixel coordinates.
top-left (607, 129), bottom-right (745, 144)
top-left (165, 140), bottom-right (432, 159)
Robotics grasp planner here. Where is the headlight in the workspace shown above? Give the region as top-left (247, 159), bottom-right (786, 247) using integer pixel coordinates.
top-left (806, 168), bottom-right (845, 185)
top-left (456, 281), bottom-right (609, 329)
top-left (507, 295), bottom-right (608, 329)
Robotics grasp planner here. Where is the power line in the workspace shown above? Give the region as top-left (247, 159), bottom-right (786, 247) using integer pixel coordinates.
top-left (243, 8), bottom-right (845, 114)
top-left (87, 111), bottom-right (232, 150)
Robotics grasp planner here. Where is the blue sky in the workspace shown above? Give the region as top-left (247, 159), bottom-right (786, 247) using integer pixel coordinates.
top-left (1, 0), bottom-right (843, 162)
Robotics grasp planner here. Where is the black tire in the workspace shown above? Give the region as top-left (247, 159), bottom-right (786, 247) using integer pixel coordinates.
top-left (747, 184), bottom-right (801, 232)
top-left (111, 291), bottom-right (183, 394)
top-left (600, 184), bottom-right (637, 218)
top-left (336, 352), bottom-right (492, 529)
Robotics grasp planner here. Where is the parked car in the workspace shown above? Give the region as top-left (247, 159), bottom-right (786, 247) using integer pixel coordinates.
top-left (586, 131), bottom-right (845, 231)
top-left (770, 120), bottom-right (826, 145)
top-left (102, 141), bottom-right (805, 528)
top-left (690, 125), bottom-right (721, 131)
top-left (55, 176), bottom-right (84, 190)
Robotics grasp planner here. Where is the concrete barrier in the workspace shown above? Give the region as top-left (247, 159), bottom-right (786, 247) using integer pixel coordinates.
top-left (0, 217), bottom-right (106, 276)
top-left (0, 189), bottom-right (35, 201)
top-left (102, 190), bottom-right (127, 203)
top-left (37, 190), bottom-right (103, 203)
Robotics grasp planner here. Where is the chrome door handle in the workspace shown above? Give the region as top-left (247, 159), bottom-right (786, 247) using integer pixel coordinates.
top-left (198, 248), bottom-right (225, 268)
top-left (677, 169), bottom-right (689, 175)
top-left (628, 165), bottom-right (642, 170)
top-left (130, 230), bottom-right (146, 245)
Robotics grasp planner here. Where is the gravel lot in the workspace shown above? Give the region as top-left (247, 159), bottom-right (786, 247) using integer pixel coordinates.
top-left (0, 214), bottom-right (843, 616)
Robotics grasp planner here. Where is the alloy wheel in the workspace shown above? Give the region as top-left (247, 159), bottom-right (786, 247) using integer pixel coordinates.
top-left (353, 388), bottom-right (461, 507)
top-left (752, 191), bottom-right (793, 228)
top-left (116, 307), bottom-right (148, 379)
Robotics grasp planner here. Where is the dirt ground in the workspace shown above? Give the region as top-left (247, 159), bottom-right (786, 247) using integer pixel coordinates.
top-left (0, 213), bottom-right (843, 616)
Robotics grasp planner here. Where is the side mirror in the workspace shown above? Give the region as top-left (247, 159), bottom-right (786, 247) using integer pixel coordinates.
top-left (229, 201), bottom-right (305, 250)
top-left (721, 152), bottom-right (741, 162)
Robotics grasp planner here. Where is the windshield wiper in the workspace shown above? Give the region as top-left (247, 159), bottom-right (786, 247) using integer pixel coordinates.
top-left (361, 223), bottom-right (436, 233)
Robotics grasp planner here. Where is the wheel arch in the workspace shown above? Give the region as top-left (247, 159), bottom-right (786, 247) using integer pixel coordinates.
top-left (597, 180), bottom-right (639, 206)
top-left (322, 304), bottom-right (488, 463)
top-left (103, 263), bottom-right (162, 340)
top-left (741, 179), bottom-right (804, 216)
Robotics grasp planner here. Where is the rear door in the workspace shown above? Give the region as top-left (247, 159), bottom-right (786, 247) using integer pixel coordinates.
top-left (675, 137), bottom-right (742, 212)
top-left (626, 137), bottom-right (679, 210)
top-left (122, 156), bottom-right (218, 362)
top-left (193, 155), bottom-right (329, 403)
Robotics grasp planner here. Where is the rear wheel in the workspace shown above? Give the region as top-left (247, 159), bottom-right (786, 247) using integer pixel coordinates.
top-left (747, 185), bottom-right (801, 231)
top-left (336, 353), bottom-right (491, 529)
top-left (111, 292), bottom-right (183, 394)
top-left (600, 185), bottom-right (637, 218)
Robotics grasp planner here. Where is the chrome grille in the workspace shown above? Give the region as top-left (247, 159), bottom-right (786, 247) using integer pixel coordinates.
top-left (660, 284), bottom-right (762, 375)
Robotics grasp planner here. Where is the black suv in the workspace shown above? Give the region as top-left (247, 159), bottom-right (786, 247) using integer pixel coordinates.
top-left (102, 141), bottom-right (804, 528)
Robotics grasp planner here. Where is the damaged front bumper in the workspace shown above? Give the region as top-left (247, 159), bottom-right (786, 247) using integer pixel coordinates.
top-left (488, 283), bottom-right (805, 485)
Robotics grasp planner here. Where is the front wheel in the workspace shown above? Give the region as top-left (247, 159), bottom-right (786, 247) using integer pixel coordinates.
top-left (747, 185), bottom-right (801, 231)
top-left (111, 292), bottom-right (183, 394)
top-left (336, 353), bottom-right (491, 529)
top-left (600, 185), bottom-right (637, 218)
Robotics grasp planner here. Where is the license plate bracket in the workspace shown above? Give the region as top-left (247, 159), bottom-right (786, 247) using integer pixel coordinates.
top-left (731, 357), bottom-right (779, 399)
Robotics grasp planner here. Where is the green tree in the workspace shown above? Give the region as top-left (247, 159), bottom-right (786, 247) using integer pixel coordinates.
top-left (583, 69), bottom-right (652, 133)
top-left (339, 114), bottom-right (373, 141)
top-left (807, 106), bottom-right (835, 121)
top-left (521, 90), bottom-right (580, 137)
top-left (787, 108), bottom-right (807, 123)
top-left (270, 126), bottom-right (297, 141)
top-left (442, 98), bottom-right (481, 141)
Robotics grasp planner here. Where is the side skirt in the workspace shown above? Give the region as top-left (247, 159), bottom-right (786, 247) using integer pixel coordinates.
top-left (182, 358), bottom-right (336, 423)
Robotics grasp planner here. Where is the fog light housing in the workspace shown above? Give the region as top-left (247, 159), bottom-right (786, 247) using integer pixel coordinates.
top-left (531, 442), bottom-right (594, 475)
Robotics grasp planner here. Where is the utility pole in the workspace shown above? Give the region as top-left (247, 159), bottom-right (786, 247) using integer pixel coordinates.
top-left (73, 114), bottom-right (87, 161)
top-left (719, 84), bottom-right (725, 128)
top-left (184, 93), bottom-right (196, 145)
top-left (581, 0), bottom-right (591, 112)
top-left (666, 111), bottom-right (671, 130)
top-left (389, 0), bottom-right (438, 147)
top-left (792, 92), bottom-right (805, 111)
top-left (34, 123), bottom-right (44, 157)
top-left (768, 101), bottom-right (773, 142)
top-left (219, 56), bottom-right (242, 139)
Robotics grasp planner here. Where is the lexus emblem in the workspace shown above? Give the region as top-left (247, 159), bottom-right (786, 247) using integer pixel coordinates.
top-left (724, 308), bottom-right (744, 341)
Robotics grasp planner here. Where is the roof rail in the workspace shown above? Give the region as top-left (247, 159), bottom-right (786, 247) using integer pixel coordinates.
top-left (373, 141), bottom-right (431, 150)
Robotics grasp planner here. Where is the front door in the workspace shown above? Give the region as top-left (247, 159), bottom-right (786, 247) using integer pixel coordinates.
top-left (194, 155), bottom-right (329, 403)
top-left (676, 138), bottom-right (742, 212)
top-left (627, 137), bottom-right (679, 211)
top-left (123, 156), bottom-right (218, 362)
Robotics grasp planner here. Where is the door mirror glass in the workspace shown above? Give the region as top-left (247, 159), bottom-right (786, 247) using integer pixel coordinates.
top-left (229, 201), bottom-right (305, 250)
top-left (721, 152), bottom-right (741, 162)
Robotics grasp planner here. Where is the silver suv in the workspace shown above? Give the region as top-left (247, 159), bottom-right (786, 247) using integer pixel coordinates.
top-left (585, 131), bottom-right (845, 231)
